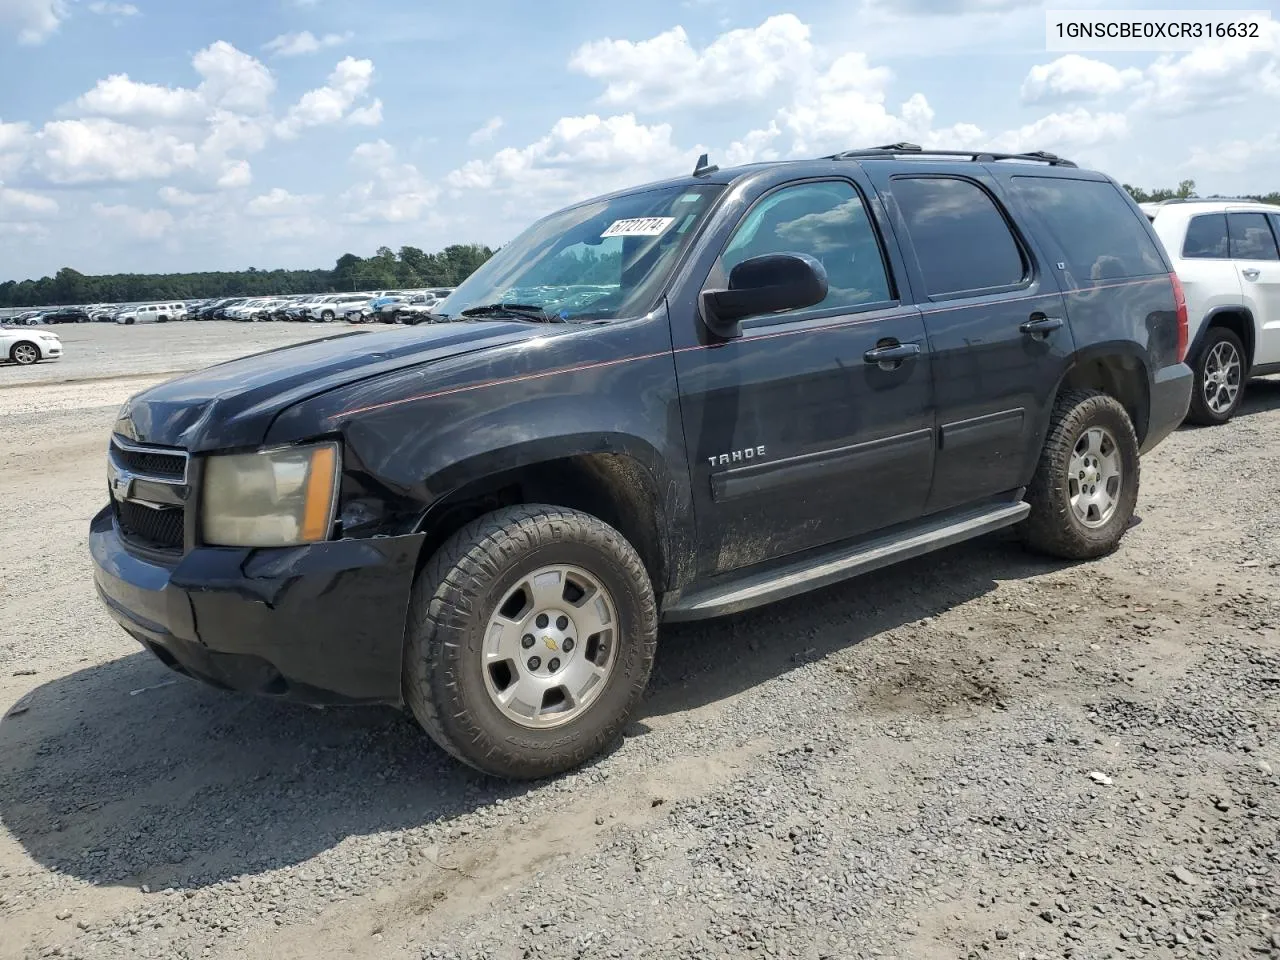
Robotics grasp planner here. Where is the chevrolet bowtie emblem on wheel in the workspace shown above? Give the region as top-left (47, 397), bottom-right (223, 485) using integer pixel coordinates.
top-left (543, 636), bottom-right (559, 652)
top-left (107, 460), bottom-right (134, 502)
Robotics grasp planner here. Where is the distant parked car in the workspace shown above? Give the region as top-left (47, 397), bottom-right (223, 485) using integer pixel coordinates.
top-left (41, 307), bottom-right (92, 324)
top-left (115, 302), bottom-right (186, 325)
top-left (1, 325), bottom-right (61, 365)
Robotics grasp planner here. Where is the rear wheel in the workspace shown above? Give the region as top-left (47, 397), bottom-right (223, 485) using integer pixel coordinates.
top-left (10, 341), bottom-right (40, 365)
top-left (403, 505), bottom-right (657, 779)
top-left (1021, 388), bottom-right (1140, 561)
top-left (1186, 327), bottom-right (1246, 425)
top-left (320, 310), bottom-right (335, 322)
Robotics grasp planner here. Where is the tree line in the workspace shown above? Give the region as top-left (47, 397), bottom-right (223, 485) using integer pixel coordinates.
top-left (1122, 180), bottom-right (1280, 206)
top-left (0, 244), bottom-right (495, 309)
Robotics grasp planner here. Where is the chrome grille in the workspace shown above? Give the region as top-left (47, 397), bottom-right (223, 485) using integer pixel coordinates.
top-left (110, 435), bottom-right (189, 482)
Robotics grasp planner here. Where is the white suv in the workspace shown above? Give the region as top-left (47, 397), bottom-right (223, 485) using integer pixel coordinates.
top-left (115, 302), bottom-right (187, 325)
top-left (1143, 199), bottom-right (1280, 424)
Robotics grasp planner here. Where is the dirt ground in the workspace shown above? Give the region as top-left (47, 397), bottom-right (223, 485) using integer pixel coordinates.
top-left (1, 325), bottom-right (1277, 960)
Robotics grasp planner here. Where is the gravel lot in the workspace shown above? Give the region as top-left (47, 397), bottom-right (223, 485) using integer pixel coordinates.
top-left (1, 325), bottom-right (1277, 960)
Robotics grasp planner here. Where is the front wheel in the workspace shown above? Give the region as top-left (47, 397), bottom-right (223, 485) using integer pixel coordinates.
top-left (11, 342), bottom-right (40, 365)
top-left (1020, 389), bottom-right (1140, 561)
top-left (1186, 327), bottom-right (1246, 426)
top-left (320, 310), bottom-right (335, 322)
top-left (403, 505), bottom-right (657, 779)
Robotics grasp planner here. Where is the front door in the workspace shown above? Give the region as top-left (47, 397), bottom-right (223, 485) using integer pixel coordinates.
top-left (868, 169), bottom-right (1075, 512)
top-left (674, 177), bottom-right (935, 577)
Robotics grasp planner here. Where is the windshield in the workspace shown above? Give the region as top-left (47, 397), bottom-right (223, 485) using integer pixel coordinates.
top-left (439, 183), bottom-right (724, 322)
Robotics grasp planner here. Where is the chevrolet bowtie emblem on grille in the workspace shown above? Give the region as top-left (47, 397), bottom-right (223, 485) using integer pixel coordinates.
top-left (108, 460), bottom-right (134, 502)
top-left (542, 636), bottom-right (559, 652)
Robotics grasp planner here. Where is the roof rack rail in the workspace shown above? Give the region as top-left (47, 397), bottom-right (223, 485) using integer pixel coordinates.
top-left (827, 144), bottom-right (1077, 168)
top-left (1145, 196), bottom-right (1273, 205)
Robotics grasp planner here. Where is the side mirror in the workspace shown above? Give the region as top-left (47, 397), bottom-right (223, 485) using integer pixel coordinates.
top-left (700, 252), bottom-right (829, 338)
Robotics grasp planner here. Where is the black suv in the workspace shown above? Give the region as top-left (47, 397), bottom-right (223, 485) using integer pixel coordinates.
top-left (91, 144), bottom-right (1192, 779)
top-left (41, 307), bottom-right (91, 324)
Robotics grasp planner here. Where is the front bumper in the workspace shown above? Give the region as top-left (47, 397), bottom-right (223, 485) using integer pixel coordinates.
top-left (39, 342), bottom-right (62, 358)
top-left (1142, 362), bottom-right (1193, 453)
top-left (90, 506), bottom-right (424, 705)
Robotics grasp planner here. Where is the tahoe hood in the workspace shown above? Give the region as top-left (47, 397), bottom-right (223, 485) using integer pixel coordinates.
top-left (114, 323), bottom-right (562, 451)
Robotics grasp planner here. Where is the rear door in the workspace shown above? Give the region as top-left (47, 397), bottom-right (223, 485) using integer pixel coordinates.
top-left (674, 174), bottom-right (935, 576)
top-left (1227, 210), bottom-right (1280, 367)
top-left (867, 166), bottom-right (1074, 512)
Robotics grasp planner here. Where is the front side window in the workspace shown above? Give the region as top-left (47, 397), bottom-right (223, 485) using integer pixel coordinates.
top-left (1182, 214), bottom-right (1229, 259)
top-left (1009, 176), bottom-right (1166, 283)
top-left (892, 176), bottom-right (1026, 298)
top-left (1228, 212), bottom-right (1280, 261)
top-left (441, 183), bottom-right (724, 322)
top-left (714, 179), bottom-right (893, 316)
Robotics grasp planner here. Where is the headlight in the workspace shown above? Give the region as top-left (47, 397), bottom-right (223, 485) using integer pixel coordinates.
top-left (201, 442), bottom-right (340, 547)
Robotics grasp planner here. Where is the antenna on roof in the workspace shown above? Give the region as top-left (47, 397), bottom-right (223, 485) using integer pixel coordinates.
top-left (692, 152), bottom-right (719, 178)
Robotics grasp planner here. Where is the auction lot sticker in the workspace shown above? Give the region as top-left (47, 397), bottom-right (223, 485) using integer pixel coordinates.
top-left (602, 217), bottom-right (675, 238)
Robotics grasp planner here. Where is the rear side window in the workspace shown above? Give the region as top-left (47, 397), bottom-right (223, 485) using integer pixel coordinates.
top-left (1228, 213), bottom-right (1280, 261)
top-left (1009, 177), bottom-right (1165, 283)
top-left (891, 176), bottom-right (1025, 298)
top-left (1182, 214), bottom-right (1230, 259)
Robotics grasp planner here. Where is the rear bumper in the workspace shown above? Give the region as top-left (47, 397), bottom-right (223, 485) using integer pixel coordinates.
top-left (90, 506), bottom-right (424, 705)
top-left (1143, 362), bottom-right (1193, 453)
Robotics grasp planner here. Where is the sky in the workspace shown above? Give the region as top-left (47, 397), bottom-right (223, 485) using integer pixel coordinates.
top-left (0, 0), bottom-right (1278, 281)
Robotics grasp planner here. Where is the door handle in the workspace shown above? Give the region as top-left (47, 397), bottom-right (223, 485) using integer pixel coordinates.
top-left (863, 342), bottom-right (921, 366)
top-left (1242, 268), bottom-right (1260, 281)
top-left (1020, 314), bottom-right (1065, 338)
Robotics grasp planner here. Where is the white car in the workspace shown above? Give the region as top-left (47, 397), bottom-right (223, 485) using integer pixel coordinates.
top-left (1143, 199), bottom-right (1280, 424)
top-left (2, 325), bottom-right (62, 365)
top-left (115, 302), bottom-right (188, 325)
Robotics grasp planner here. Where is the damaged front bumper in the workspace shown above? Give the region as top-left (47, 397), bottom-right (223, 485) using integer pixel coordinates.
top-left (90, 505), bottom-right (424, 705)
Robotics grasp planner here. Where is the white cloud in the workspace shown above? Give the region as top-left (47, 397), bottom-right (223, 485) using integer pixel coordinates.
top-left (468, 115), bottom-right (503, 146)
top-left (193, 40), bottom-right (276, 115)
top-left (570, 14), bottom-right (812, 111)
top-left (1021, 55), bottom-right (1142, 105)
top-left (987, 108), bottom-right (1129, 154)
top-left (73, 74), bottom-right (204, 122)
top-left (1136, 24), bottom-right (1280, 116)
top-left (36, 118), bottom-right (198, 184)
top-left (245, 187), bottom-right (318, 217)
top-left (157, 185), bottom-right (201, 206)
top-left (276, 57), bottom-right (379, 138)
top-left (215, 160), bottom-right (252, 189)
top-left (0, 0), bottom-right (67, 44)
top-left (0, 182), bottom-right (58, 218)
top-left (343, 140), bottom-right (437, 223)
top-left (1185, 134), bottom-right (1280, 176)
top-left (87, 2), bottom-right (139, 16)
top-left (263, 30), bottom-right (351, 57)
top-left (864, 0), bottom-right (1039, 12)
top-left (90, 202), bottom-right (174, 240)
top-left (346, 98), bottom-right (383, 126)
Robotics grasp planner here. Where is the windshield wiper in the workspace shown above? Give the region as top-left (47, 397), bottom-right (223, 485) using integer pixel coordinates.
top-left (459, 302), bottom-right (564, 323)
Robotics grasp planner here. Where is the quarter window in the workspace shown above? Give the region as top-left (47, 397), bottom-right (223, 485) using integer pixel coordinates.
top-left (892, 176), bottom-right (1026, 298)
top-left (716, 180), bottom-right (893, 317)
top-left (1009, 177), bottom-right (1165, 283)
top-left (1228, 212), bottom-right (1280, 261)
top-left (1182, 214), bottom-right (1230, 259)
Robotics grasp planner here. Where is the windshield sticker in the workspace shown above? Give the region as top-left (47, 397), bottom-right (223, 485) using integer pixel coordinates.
top-left (601, 217), bottom-right (675, 238)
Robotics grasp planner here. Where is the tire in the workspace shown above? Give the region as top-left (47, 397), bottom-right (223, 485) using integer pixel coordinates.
top-left (1020, 388), bottom-right (1140, 561)
top-left (320, 310), bottom-right (335, 322)
top-left (403, 504), bottom-right (658, 780)
top-left (10, 341), bottom-right (40, 365)
top-left (1186, 326), bottom-right (1246, 426)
